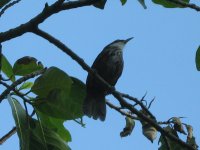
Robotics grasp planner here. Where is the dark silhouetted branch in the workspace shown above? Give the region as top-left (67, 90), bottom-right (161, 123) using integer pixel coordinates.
top-left (0, 81), bottom-right (32, 104)
top-left (0, 0), bottom-right (21, 17)
top-left (32, 28), bottom-right (195, 150)
top-left (0, 0), bottom-right (101, 43)
top-left (106, 101), bottom-right (139, 120)
top-left (120, 92), bottom-right (156, 120)
top-left (0, 68), bottom-right (46, 103)
top-left (0, 127), bottom-right (16, 145)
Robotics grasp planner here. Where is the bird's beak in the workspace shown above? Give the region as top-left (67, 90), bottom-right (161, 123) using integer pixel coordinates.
top-left (125, 37), bottom-right (134, 43)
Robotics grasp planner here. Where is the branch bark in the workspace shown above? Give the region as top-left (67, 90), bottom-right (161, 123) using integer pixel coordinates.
top-left (0, 68), bottom-right (46, 103)
top-left (0, 0), bottom-right (21, 17)
top-left (0, 0), bottom-right (101, 43)
top-left (0, 127), bottom-right (16, 145)
top-left (0, 0), bottom-right (198, 149)
top-left (31, 27), bottom-right (195, 150)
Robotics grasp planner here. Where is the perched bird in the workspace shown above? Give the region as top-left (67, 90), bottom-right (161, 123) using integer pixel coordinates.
top-left (83, 37), bottom-right (133, 121)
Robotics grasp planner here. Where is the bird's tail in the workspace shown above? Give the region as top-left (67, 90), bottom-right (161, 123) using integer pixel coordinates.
top-left (83, 92), bottom-right (106, 121)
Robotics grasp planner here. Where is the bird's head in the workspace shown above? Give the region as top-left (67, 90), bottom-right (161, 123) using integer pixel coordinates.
top-left (108, 37), bottom-right (133, 50)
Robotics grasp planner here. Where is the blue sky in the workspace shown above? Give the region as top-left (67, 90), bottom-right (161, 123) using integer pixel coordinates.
top-left (0, 0), bottom-right (200, 150)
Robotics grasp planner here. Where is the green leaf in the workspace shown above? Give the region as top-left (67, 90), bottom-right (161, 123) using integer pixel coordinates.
top-left (187, 136), bottom-right (199, 150)
top-left (7, 95), bottom-right (29, 150)
top-left (93, 0), bottom-right (107, 9)
top-left (120, 0), bottom-right (127, 5)
top-left (138, 0), bottom-right (147, 9)
top-left (158, 126), bottom-right (186, 150)
top-left (29, 119), bottom-right (71, 150)
top-left (32, 67), bottom-right (85, 120)
top-left (195, 46), bottom-right (200, 71)
top-left (68, 77), bottom-right (86, 118)
top-left (19, 82), bottom-right (33, 90)
top-left (1, 54), bottom-right (15, 81)
top-left (31, 67), bottom-right (72, 97)
top-left (152, 0), bottom-right (190, 8)
top-left (37, 112), bottom-right (71, 142)
top-left (13, 56), bottom-right (44, 76)
top-left (36, 77), bottom-right (85, 120)
top-left (0, 0), bottom-right (11, 9)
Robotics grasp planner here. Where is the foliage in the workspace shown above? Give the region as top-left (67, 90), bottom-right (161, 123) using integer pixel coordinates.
top-left (152, 0), bottom-right (190, 8)
top-left (196, 46), bottom-right (200, 71)
top-left (0, 0), bottom-right (199, 150)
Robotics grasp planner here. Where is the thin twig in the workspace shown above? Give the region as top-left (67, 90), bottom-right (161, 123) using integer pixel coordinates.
top-left (0, 0), bottom-right (21, 17)
top-left (120, 92), bottom-right (156, 120)
top-left (31, 28), bottom-right (195, 150)
top-left (106, 101), bottom-right (139, 120)
top-left (0, 81), bottom-right (32, 104)
top-left (0, 127), bottom-right (17, 145)
top-left (148, 97), bottom-right (155, 109)
top-left (0, 68), bottom-right (46, 103)
top-left (73, 119), bottom-right (85, 127)
top-left (158, 120), bottom-right (172, 125)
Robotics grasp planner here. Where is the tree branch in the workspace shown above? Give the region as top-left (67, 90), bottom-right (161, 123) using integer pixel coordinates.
top-left (31, 28), bottom-right (195, 150)
top-left (0, 0), bottom-right (197, 148)
top-left (106, 101), bottom-right (139, 120)
top-left (0, 0), bottom-right (21, 17)
top-left (120, 92), bottom-right (156, 120)
top-left (0, 81), bottom-right (32, 104)
top-left (0, 68), bottom-right (46, 103)
top-left (167, 0), bottom-right (200, 11)
top-left (0, 0), bottom-right (101, 43)
top-left (0, 127), bottom-right (16, 145)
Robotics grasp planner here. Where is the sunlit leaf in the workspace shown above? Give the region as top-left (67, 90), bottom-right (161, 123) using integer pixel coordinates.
top-left (19, 82), bottom-right (33, 90)
top-left (13, 56), bottom-right (44, 76)
top-left (7, 95), bottom-right (29, 150)
top-left (32, 67), bottom-right (85, 120)
top-left (31, 67), bottom-right (72, 97)
top-left (1, 54), bottom-right (15, 81)
top-left (37, 112), bottom-right (71, 142)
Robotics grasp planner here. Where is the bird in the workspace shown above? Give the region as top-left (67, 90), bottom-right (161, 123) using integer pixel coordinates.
top-left (83, 37), bottom-right (133, 121)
